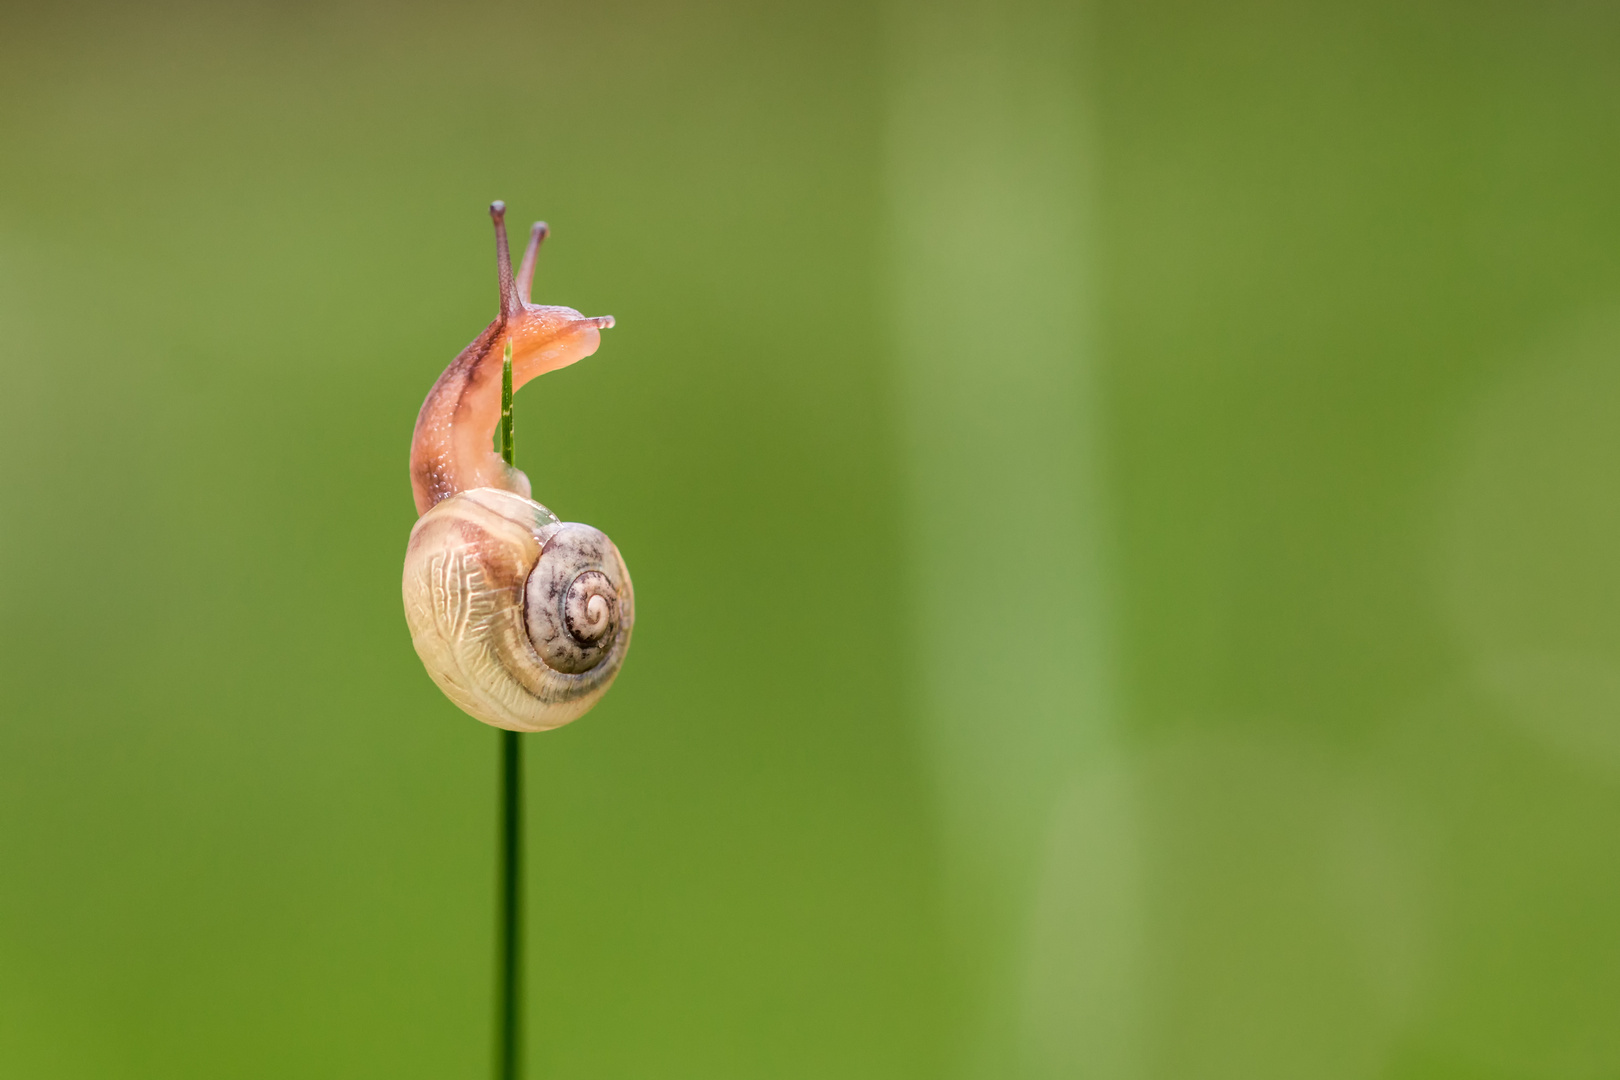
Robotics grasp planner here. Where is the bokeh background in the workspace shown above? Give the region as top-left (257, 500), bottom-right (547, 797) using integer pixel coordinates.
top-left (3, 1), bottom-right (1620, 1077)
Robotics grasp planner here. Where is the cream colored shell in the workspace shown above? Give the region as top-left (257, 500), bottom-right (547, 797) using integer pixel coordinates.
top-left (402, 486), bottom-right (635, 732)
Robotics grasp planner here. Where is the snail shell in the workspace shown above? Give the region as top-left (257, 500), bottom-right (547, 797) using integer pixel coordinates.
top-left (402, 203), bottom-right (633, 731)
top-left (403, 488), bottom-right (633, 731)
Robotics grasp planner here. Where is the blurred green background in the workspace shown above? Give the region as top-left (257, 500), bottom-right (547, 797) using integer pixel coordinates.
top-left (3, 1), bottom-right (1619, 1077)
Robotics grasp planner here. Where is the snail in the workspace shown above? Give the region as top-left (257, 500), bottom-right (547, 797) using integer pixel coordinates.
top-left (402, 202), bottom-right (633, 731)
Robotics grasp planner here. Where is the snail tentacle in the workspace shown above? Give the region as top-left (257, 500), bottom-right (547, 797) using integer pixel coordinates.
top-left (516, 220), bottom-right (548, 305)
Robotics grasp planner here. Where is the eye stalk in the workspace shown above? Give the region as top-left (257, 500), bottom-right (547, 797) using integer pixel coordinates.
top-left (489, 200), bottom-right (524, 319)
top-left (516, 219), bottom-right (549, 306)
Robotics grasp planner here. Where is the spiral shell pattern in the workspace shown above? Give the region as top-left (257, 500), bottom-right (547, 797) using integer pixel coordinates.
top-left (402, 487), bottom-right (634, 731)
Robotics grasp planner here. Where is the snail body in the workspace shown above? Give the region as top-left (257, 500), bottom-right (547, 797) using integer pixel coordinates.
top-left (402, 203), bottom-right (632, 732)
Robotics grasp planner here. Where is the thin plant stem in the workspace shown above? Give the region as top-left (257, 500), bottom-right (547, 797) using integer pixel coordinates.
top-left (501, 339), bottom-right (516, 472)
top-left (496, 339), bottom-right (524, 1080)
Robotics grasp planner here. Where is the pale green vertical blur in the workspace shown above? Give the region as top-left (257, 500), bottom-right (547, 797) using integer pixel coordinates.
top-left (1084, 2), bottom-right (1620, 1077)
top-left (885, 1), bottom-right (1120, 1076)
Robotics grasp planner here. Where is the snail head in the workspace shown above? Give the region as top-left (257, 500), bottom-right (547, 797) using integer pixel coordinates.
top-left (491, 200), bottom-right (616, 392)
top-left (409, 203), bottom-right (615, 516)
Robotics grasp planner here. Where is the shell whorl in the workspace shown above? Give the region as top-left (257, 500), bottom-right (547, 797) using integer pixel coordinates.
top-left (402, 487), bottom-right (634, 732)
top-left (526, 526), bottom-right (626, 676)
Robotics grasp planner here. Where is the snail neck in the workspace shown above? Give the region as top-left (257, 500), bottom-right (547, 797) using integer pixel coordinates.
top-left (408, 305), bottom-right (611, 517)
top-left (409, 318), bottom-right (530, 516)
